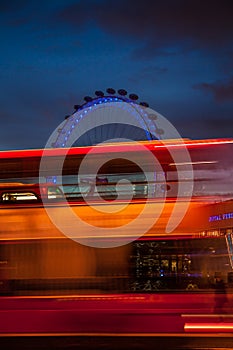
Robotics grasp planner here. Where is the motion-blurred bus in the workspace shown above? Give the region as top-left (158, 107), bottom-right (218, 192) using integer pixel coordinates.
top-left (0, 138), bottom-right (233, 295)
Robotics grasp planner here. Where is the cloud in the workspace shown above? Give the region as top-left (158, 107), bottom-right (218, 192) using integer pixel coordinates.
top-left (57, 0), bottom-right (233, 51)
top-left (193, 78), bottom-right (233, 102)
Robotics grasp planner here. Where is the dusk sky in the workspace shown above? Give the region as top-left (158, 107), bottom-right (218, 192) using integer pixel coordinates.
top-left (0, 0), bottom-right (233, 150)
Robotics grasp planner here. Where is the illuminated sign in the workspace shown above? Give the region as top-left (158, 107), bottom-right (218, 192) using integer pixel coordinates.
top-left (209, 212), bottom-right (233, 222)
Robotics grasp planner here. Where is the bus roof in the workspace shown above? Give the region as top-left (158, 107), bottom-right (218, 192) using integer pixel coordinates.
top-left (0, 138), bottom-right (232, 159)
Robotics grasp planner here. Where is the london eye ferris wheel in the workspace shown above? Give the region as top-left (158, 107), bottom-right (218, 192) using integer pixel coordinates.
top-left (51, 88), bottom-right (164, 148)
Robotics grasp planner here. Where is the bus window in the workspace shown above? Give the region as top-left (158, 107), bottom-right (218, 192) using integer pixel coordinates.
top-left (47, 186), bottom-right (64, 200)
top-left (1, 192), bottom-right (38, 203)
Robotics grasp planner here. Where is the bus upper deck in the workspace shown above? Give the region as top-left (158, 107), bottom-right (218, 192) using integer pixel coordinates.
top-left (0, 138), bottom-right (233, 201)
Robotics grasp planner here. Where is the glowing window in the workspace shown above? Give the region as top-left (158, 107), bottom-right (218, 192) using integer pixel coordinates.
top-left (1, 192), bottom-right (38, 202)
top-left (47, 186), bottom-right (64, 199)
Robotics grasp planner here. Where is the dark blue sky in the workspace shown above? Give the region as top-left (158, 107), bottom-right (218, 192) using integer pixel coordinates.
top-left (0, 0), bottom-right (233, 150)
